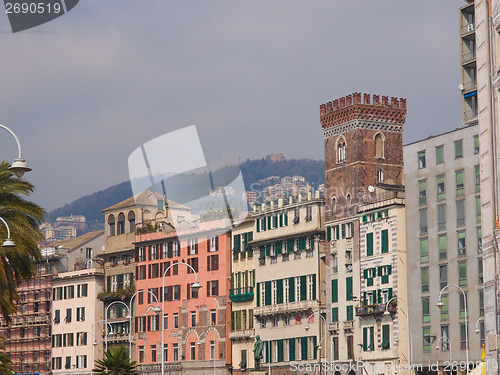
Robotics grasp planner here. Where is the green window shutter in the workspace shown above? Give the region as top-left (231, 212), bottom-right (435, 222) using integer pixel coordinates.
top-left (327, 227), bottom-right (331, 242)
top-left (313, 336), bottom-right (317, 359)
top-left (367, 277), bottom-right (373, 287)
top-left (289, 338), bottom-right (295, 361)
top-left (289, 277), bottom-right (295, 302)
top-left (231, 311), bottom-right (235, 330)
top-left (312, 274), bottom-right (316, 300)
top-left (381, 229), bottom-right (389, 253)
top-left (107, 276), bottom-right (111, 292)
top-left (260, 246), bottom-right (265, 259)
top-left (332, 307), bottom-right (339, 322)
top-left (287, 239), bottom-right (294, 253)
top-left (382, 275), bottom-right (389, 284)
top-left (265, 341), bottom-right (270, 364)
top-left (388, 288), bottom-right (393, 300)
top-left (388, 265), bottom-right (392, 274)
top-left (366, 233), bottom-right (373, 256)
top-left (335, 225), bottom-right (340, 240)
top-left (377, 289), bottom-right (382, 304)
top-left (276, 242), bottom-right (282, 255)
top-left (256, 283), bottom-right (260, 307)
top-left (231, 273), bottom-right (234, 289)
top-left (256, 219), bottom-right (260, 233)
top-left (299, 237), bottom-right (306, 250)
top-left (279, 214), bottom-right (283, 227)
top-left (265, 245), bottom-right (271, 257)
top-left (244, 270), bottom-right (249, 287)
top-left (265, 281), bottom-right (272, 306)
top-left (346, 277), bottom-right (353, 300)
top-left (377, 266), bottom-right (382, 277)
top-left (382, 324), bottom-right (390, 349)
top-left (301, 337), bottom-right (308, 360)
top-left (363, 327), bottom-right (367, 351)
top-left (300, 275), bottom-right (307, 301)
top-left (284, 213), bottom-right (288, 226)
top-left (347, 305), bottom-right (353, 321)
top-left (234, 234), bottom-right (241, 252)
top-left (362, 215), bottom-right (367, 223)
top-left (341, 224), bottom-right (346, 239)
top-left (277, 279), bottom-right (283, 304)
top-left (363, 269), bottom-right (368, 279)
top-left (331, 279), bottom-right (338, 303)
top-left (267, 216), bottom-right (271, 230)
top-left (277, 339), bottom-right (284, 362)
top-left (252, 270), bottom-right (256, 286)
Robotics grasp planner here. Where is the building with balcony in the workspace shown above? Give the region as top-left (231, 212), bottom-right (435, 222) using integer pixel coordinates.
top-left (252, 192), bottom-right (325, 373)
top-left (320, 92), bottom-right (409, 374)
top-left (229, 217), bottom-right (255, 374)
top-left (460, 0), bottom-right (478, 125)
top-left (133, 218), bottom-right (231, 375)
top-left (405, 125), bottom-right (483, 374)
top-left (51, 267), bottom-right (105, 374)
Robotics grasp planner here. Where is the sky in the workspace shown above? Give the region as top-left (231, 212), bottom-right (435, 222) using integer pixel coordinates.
top-left (0, 0), bottom-right (465, 211)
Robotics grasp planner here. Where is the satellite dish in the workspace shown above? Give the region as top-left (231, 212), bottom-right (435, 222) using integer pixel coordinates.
top-left (368, 186), bottom-right (375, 193)
top-left (458, 83), bottom-right (465, 91)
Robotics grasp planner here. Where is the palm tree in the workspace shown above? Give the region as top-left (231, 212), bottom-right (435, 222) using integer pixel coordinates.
top-left (0, 341), bottom-right (12, 375)
top-left (0, 161), bottom-right (44, 322)
top-left (93, 346), bottom-right (139, 375)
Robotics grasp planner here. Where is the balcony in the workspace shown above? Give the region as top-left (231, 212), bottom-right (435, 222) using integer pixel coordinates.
top-left (464, 109), bottom-right (478, 123)
top-left (356, 303), bottom-right (396, 317)
top-left (460, 23), bottom-right (475, 36)
top-left (229, 286), bottom-right (254, 303)
top-left (106, 333), bottom-right (130, 343)
top-left (462, 51), bottom-right (476, 66)
top-left (229, 329), bottom-right (253, 340)
top-left (343, 320), bottom-right (354, 330)
top-left (328, 322), bottom-right (339, 331)
top-left (254, 300), bottom-right (317, 317)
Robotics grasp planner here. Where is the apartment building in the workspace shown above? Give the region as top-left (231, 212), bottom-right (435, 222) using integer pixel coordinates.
top-left (51, 268), bottom-right (105, 374)
top-left (405, 125), bottom-right (484, 374)
top-left (252, 192), bottom-right (325, 374)
top-left (133, 218), bottom-right (231, 375)
top-left (460, 0), bottom-right (478, 125)
top-left (229, 217), bottom-right (255, 374)
top-left (320, 92), bottom-right (409, 374)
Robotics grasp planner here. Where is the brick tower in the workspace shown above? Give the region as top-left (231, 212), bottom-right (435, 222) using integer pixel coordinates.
top-left (320, 92), bottom-right (406, 221)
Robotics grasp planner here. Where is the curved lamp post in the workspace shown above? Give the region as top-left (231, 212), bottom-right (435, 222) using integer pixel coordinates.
top-left (127, 289), bottom-right (161, 360)
top-left (105, 301), bottom-right (131, 352)
top-left (437, 284), bottom-right (469, 369)
top-left (0, 217), bottom-right (15, 247)
top-left (0, 124), bottom-right (31, 177)
top-left (89, 320), bottom-right (112, 373)
top-left (384, 296), bottom-right (411, 375)
top-left (435, 336), bottom-right (452, 365)
top-left (475, 316), bottom-right (484, 335)
top-left (305, 312), bottom-right (328, 375)
top-left (161, 261), bottom-right (202, 375)
top-left (197, 330), bottom-right (217, 375)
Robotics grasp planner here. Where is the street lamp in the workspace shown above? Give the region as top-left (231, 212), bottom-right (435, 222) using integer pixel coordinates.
top-left (305, 312), bottom-right (328, 375)
top-left (435, 336), bottom-right (452, 365)
top-left (105, 301), bottom-right (131, 352)
top-left (127, 289), bottom-right (161, 360)
top-left (0, 124), bottom-right (31, 177)
top-left (90, 320), bottom-right (112, 373)
top-left (385, 296), bottom-right (411, 375)
top-left (437, 284), bottom-right (469, 369)
top-left (0, 217), bottom-right (15, 247)
top-left (475, 317), bottom-right (484, 335)
top-left (161, 261), bottom-right (202, 375)
top-left (197, 330), bottom-right (217, 375)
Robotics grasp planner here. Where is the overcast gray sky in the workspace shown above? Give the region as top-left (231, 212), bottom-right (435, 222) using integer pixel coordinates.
top-left (0, 0), bottom-right (464, 210)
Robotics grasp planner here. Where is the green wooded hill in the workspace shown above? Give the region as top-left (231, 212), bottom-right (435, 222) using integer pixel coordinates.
top-left (46, 157), bottom-right (325, 230)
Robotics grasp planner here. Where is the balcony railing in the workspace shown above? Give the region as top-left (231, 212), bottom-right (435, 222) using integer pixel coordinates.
top-left (254, 299), bottom-right (317, 317)
top-left (343, 320), bottom-right (354, 330)
top-left (328, 322), bottom-right (339, 331)
top-left (229, 329), bottom-right (254, 340)
top-left (229, 286), bottom-right (254, 303)
top-left (462, 80), bottom-right (477, 92)
top-left (462, 51), bottom-right (476, 63)
top-left (460, 23), bottom-right (475, 35)
top-left (464, 109), bottom-right (478, 123)
top-left (356, 303), bottom-right (396, 317)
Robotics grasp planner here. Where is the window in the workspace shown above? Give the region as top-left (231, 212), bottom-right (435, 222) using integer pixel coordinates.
top-left (76, 307), bottom-right (85, 321)
top-left (475, 165), bottom-right (480, 192)
top-left (332, 307), bottom-right (339, 322)
top-left (108, 214), bottom-right (115, 236)
top-left (476, 196), bottom-right (481, 223)
top-left (422, 297), bottom-right (430, 323)
top-left (191, 311), bottom-right (196, 327)
top-left (65, 308), bottom-right (71, 323)
top-left (338, 138), bottom-right (346, 163)
top-left (210, 310), bottom-right (217, 325)
top-left (366, 233), bottom-right (373, 256)
top-left (439, 235), bottom-right (447, 260)
top-left (478, 227), bottom-right (483, 253)
top-left (381, 229), bottom-right (389, 253)
top-left (128, 211), bottom-right (135, 233)
top-left (459, 262), bottom-right (467, 286)
top-left (419, 180), bottom-right (427, 205)
top-left (458, 231), bottom-right (466, 257)
top-left (173, 343), bottom-right (179, 361)
top-left (420, 239), bottom-right (428, 263)
top-left (54, 309), bottom-right (60, 324)
top-left (474, 135), bottom-right (479, 154)
top-left (173, 313), bottom-right (178, 329)
top-left (117, 213), bottom-right (125, 235)
top-left (423, 327), bottom-right (431, 352)
top-left (363, 326), bottom-right (375, 351)
top-left (375, 133), bottom-right (384, 158)
top-left (440, 326), bottom-right (449, 350)
top-left (440, 265), bottom-right (447, 289)
top-left (210, 235), bottom-right (218, 252)
top-left (421, 268), bottom-right (429, 292)
top-left (77, 283), bottom-right (88, 298)
top-left (455, 139), bottom-right (463, 159)
top-left (346, 305), bottom-right (354, 321)
top-left (151, 345), bottom-right (157, 362)
top-left (457, 200), bottom-right (465, 227)
top-left (207, 280), bottom-right (219, 297)
top-left (459, 293), bottom-right (467, 319)
top-left (478, 258), bottom-right (483, 283)
top-left (436, 145), bottom-right (444, 164)
top-left (437, 175), bottom-right (445, 200)
top-left (293, 208), bottom-right (300, 224)
top-left (173, 241), bottom-right (180, 257)
top-left (418, 151), bottom-right (426, 169)
top-left (440, 296), bottom-right (449, 320)
top-left (420, 209), bottom-right (427, 234)
top-left (332, 253), bottom-right (338, 274)
top-left (138, 247), bottom-right (146, 262)
top-left (438, 205), bottom-right (446, 231)
top-left (211, 341), bottom-right (216, 360)
top-left (164, 344), bottom-right (168, 363)
top-left (461, 324), bottom-right (467, 350)
top-left (456, 170), bottom-right (464, 196)
top-left (190, 342), bottom-right (196, 360)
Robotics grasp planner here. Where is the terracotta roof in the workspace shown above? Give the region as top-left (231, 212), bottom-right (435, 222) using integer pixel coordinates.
top-left (102, 190), bottom-right (191, 212)
top-left (49, 230), bottom-right (104, 250)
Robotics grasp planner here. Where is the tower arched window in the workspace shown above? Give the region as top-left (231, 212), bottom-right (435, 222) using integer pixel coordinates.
top-left (108, 215), bottom-right (115, 237)
top-left (375, 133), bottom-right (384, 158)
top-left (117, 213), bottom-right (125, 235)
top-left (378, 169), bottom-right (384, 182)
top-left (331, 197), bottom-right (337, 218)
top-left (337, 138), bottom-right (346, 163)
top-left (346, 194), bottom-right (352, 214)
top-left (128, 211), bottom-right (136, 233)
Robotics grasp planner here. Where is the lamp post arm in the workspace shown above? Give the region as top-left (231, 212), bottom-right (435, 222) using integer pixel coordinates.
top-left (0, 124), bottom-right (22, 159)
top-left (0, 217), bottom-right (11, 239)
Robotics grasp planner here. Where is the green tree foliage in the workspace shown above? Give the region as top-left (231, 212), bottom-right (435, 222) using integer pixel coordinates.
top-left (0, 161), bottom-right (44, 322)
top-left (0, 341), bottom-right (12, 375)
top-left (93, 346), bottom-right (139, 375)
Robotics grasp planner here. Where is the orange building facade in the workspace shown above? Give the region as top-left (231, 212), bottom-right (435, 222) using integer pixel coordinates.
top-left (134, 219), bottom-right (232, 375)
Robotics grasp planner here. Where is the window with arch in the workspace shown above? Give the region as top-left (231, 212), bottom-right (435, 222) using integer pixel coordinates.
top-left (377, 169), bottom-right (384, 182)
top-left (128, 211), bottom-right (136, 233)
top-left (117, 213), bottom-right (125, 235)
top-left (337, 138), bottom-right (346, 163)
top-left (331, 197), bottom-right (337, 217)
top-left (108, 215), bottom-right (115, 236)
top-left (346, 194), bottom-right (352, 213)
top-left (375, 133), bottom-right (384, 158)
